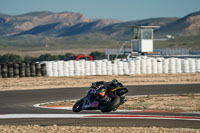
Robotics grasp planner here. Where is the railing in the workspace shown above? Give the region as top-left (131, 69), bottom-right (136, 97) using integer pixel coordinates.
top-left (154, 48), bottom-right (190, 55)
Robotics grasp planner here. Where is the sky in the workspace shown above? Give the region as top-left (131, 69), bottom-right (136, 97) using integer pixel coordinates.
top-left (0, 0), bottom-right (200, 21)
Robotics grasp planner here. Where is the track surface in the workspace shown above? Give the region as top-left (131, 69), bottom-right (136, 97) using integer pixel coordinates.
top-left (0, 84), bottom-right (200, 128)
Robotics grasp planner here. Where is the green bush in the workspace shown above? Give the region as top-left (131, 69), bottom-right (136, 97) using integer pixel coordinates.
top-left (89, 51), bottom-right (105, 60)
top-left (0, 54), bottom-right (23, 63)
top-left (0, 51), bottom-right (104, 63)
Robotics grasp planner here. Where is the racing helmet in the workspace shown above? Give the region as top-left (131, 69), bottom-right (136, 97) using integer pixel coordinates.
top-left (91, 81), bottom-right (105, 89)
top-left (112, 79), bottom-right (119, 84)
top-left (91, 82), bottom-right (97, 89)
top-left (112, 79), bottom-right (123, 87)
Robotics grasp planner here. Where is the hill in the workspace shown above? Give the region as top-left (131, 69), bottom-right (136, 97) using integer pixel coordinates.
top-left (1, 11), bottom-right (200, 38)
top-left (156, 11), bottom-right (200, 37)
top-left (0, 11), bottom-right (179, 38)
top-left (0, 11), bottom-right (200, 53)
top-left (0, 11), bottom-right (91, 36)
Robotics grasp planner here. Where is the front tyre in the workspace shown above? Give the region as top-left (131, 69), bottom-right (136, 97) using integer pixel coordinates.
top-left (72, 99), bottom-right (83, 112)
top-left (100, 95), bottom-right (120, 112)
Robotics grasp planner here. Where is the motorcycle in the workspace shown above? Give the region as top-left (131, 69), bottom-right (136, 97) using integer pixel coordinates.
top-left (72, 79), bottom-right (128, 112)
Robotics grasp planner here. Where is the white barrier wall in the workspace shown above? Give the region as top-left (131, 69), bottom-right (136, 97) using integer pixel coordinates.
top-left (196, 59), bottom-right (200, 72)
top-left (63, 61), bottom-right (69, 76)
top-left (45, 57), bottom-right (200, 77)
top-left (112, 61), bottom-right (118, 75)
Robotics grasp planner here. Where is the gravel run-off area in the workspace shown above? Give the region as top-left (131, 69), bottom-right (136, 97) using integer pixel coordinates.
top-left (44, 94), bottom-right (200, 112)
top-left (1, 73), bottom-right (200, 91)
top-left (1, 125), bottom-right (200, 133)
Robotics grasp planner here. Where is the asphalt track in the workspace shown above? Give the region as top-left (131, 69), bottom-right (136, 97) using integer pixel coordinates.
top-left (0, 84), bottom-right (200, 128)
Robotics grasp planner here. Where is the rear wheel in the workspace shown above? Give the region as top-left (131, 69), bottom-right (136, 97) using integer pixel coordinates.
top-left (100, 95), bottom-right (120, 112)
top-left (72, 99), bottom-right (83, 112)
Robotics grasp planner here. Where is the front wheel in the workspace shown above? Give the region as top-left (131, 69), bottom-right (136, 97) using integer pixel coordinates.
top-left (100, 95), bottom-right (120, 112)
top-left (72, 99), bottom-right (83, 112)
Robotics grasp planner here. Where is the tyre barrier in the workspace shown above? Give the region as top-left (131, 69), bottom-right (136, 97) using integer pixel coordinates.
top-left (25, 62), bottom-right (31, 77)
top-left (0, 64), bottom-right (1, 78)
top-left (43, 57), bottom-right (200, 77)
top-left (13, 63), bottom-right (19, 78)
top-left (1, 57), bottom-right (200, 78)
top-left (35, 63), bottom-right (42, 77)
top-left (0, 62), bottom-right (47, 78)
top-left (19, 63), bottom-right (25, 77)
top-left (1, 64), bottom-right (8, 78)
top-left (7, 63), bottom-right (14, 78)
top-left (30, 62), bottom-right (36, 77)
top-left (41, 63), bottom-right (47, 76)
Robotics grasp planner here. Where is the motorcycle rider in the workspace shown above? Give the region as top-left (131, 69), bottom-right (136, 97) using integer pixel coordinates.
top-left (88, 79), bottom-right (122, 101)
top-left (88, 81), bottom-right (105, 100)
top-left (89, 79), bottom-right (122, 92)
top-left (91, 81), bottom-right (105, 89)
top-left (72, 79), bottom-right (128, 112)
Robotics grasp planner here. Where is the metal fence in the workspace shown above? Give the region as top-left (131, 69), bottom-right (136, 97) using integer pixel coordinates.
top-left (191, 51), bottom-right (200, 55)
top-left (154, 48), bottom-right (190, 55)
top-left (106, 48), bottom-right (191, 55)
top-left (105, 49), bottom-right (132, 55)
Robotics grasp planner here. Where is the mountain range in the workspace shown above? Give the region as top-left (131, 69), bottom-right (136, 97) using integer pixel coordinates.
top-left (0, 11), bottom-right (200, 52)
top-left (0, 11), bottom-right (200, 39)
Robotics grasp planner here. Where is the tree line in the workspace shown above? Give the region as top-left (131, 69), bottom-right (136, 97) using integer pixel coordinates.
top-left (0, 51), bottom-right (105, 63)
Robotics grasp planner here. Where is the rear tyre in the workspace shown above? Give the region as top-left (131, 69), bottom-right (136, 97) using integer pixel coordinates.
top-left (100, 95), bottom-right (121, 112)
top-left (72, 99), bottom-right (83, 112)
